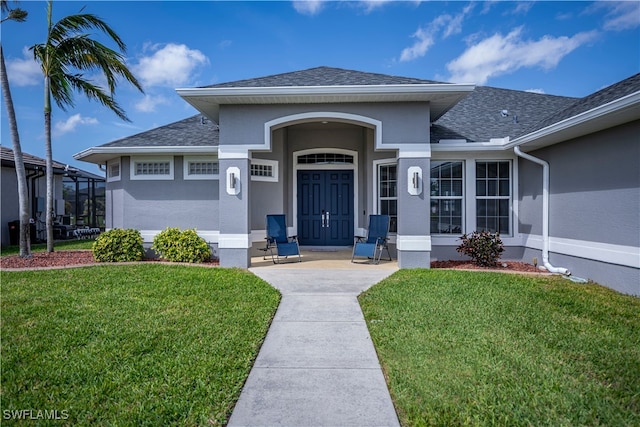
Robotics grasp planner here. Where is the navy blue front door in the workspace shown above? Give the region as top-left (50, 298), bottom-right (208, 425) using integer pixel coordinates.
top-left (297, 170), bottom-right (354, 246)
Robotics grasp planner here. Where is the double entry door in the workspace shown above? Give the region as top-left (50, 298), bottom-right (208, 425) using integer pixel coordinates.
top-left (297, 170), bottom-right (354, 246)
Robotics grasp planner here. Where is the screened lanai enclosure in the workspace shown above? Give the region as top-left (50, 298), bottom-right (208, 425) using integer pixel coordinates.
top-left (56, 170), bottom-right (105, 240)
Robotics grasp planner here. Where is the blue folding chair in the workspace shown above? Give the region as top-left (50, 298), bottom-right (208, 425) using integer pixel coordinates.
top-left (352, 214), bottom-right (392, 264)
top-left (266, 214), bottom-right (301, 264)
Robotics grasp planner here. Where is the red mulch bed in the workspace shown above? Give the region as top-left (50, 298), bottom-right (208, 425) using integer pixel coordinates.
top-left (431, 260), bottom-right (542, 273)
top-left (2, 250), bottom-right (540, 273)
top-left (0, 250), bottom-right (219, 269)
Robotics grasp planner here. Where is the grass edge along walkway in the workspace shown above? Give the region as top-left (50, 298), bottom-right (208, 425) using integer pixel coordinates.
top-left (1, 264), bottom-right (280, 426)
top-left (359, 269), bottom-right (640, 427)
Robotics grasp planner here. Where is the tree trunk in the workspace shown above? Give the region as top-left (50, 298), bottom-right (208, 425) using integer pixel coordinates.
top-left (44, 75), bottom-right (54, 252)
top-left (0, 45), bottom-right (31, 257)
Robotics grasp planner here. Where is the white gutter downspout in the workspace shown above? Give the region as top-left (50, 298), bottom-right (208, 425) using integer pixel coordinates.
top-left (514, 146), bottom-right (570, 275)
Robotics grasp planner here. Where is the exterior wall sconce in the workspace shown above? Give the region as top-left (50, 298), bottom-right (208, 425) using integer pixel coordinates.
top-left (408, 166), bottom-right (422, 196)
top-left (226, 167), bottom-right (240, 195)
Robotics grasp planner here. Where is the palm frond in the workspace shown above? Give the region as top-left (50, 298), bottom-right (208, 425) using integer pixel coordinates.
top-left (65, 74), bottom-right (129, 121)
top-left (48, 13), bottom-right (127, 52)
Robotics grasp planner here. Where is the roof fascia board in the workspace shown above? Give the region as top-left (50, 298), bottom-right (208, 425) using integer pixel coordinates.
top-left (431, 141), bottom-right (508, 152)
top-left (176, 83), bottom-right (475, 99)
top-left (506, 90), bottom-right (640, 150)
top-left (74, 146), bottom-right (218, 163)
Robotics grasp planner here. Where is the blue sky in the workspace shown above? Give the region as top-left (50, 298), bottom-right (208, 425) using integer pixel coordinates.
top-left (2, 1), bottom-right (639, 174)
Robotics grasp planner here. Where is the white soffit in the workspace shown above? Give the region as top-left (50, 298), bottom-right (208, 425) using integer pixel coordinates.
top-left (176, 84), bottom-right (475, 123)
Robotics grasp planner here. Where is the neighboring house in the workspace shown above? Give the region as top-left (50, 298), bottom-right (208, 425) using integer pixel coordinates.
top-left (74, 67), bottom-right (640, 295)
top-left (1, 146), bottom-right (106, 246)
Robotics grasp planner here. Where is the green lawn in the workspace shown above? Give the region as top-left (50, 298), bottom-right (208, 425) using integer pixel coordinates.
top-left (1, 239), bottom-right (96, 256)
top-left (359, 270), bottom-right (640, 426)
top-left (1, 265), bottom-right (280, 425)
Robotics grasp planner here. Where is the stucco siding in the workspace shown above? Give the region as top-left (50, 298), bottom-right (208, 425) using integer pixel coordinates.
top-left (525, 120), bottom-right (639, 247)
top-left (110, 156), bottom-right (219, 233)
top-left (219, 102), bottom-right (430, 148)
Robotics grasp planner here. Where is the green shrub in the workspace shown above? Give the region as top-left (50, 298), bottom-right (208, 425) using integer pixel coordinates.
top-left (93, 229), bottom-right (145, 262)
top-left (152, 228), bottom-right (211, 263)
top-left (456, 230), bottom-right (504, 267)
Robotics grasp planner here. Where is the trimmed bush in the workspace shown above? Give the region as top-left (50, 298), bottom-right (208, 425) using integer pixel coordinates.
top-left (456, 230), bottom-right (504, 267)
top-left (93, 229), bottom-right (145, 262)
top-left (152, 227), bottom-right (211, 263)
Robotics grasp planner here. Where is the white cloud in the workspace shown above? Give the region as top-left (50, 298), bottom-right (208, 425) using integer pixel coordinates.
top-left (54, 114), bottom-right (98, 136)
top-left (133, 43), bottom-right (208, 87)
top-left (292, 0), bottom-right (324, 15)
top-left (525, 88), bottom-right (545, 94)
top-left (511, 2), bottom-right (534, 15)
top-left (602, 1), bottom-right (640, 31)
top-left (135, 94), bottom-right (171, 113)
top-left (400, 27), bottom-right (436, 62)
top-left (6, 47), bottom-right (41, 87)
top-left (446, 27), bottom-right (599, 84)
top-left (399, 4), bottom-right (474, 62)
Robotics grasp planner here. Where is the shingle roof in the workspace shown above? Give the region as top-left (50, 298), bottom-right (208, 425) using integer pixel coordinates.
top-left (99, 114), bottom-right (219, 148)
top-left (92, 69), bottom-right (638, 150)
top-left (205, 66), bottom-right (443, 88)
top-left (520, 73), bottom-right (640, 135)
top-left (433, 86), bottom-right (578, 142)
top-left (1, 146), bottom-right (103, 179)
top-left (1, 145), bottom-right (68, 170)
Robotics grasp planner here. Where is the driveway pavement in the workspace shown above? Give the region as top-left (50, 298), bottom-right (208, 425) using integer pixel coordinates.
top-left (227, 256), bottom-right (400, 427)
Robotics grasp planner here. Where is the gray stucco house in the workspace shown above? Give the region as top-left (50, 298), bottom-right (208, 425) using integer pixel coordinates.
top-left (74, 67), bottom-right (640, 296)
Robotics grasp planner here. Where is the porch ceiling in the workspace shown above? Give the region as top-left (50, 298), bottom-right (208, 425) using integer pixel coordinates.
top-left (176, 84), bottom-right (475, 123)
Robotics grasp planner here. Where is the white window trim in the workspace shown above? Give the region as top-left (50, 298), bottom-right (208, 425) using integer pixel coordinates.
top-left (130, 156), bottom-right (174, 181)
top-left (430, 152), bottom-right (518, 245)
top-left (373, 158), bottom-right (399, 235)
top-left (107, 159), bottom-right (121, 182)
top-left (250, 158), bottom-right (278, 182)
top-left (183, 156), bottom-right (219, 180)
top-left (371, 153), bottom-right (518, 245)
top-left (430, 160), bottom-right (465, 236)
top-left (474, 159), bottom-right (513, 236)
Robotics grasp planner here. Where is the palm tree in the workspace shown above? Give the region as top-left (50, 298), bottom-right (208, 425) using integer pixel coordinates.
top-left (1, 1), bottom-right (30, 258)
top-left (31, 0), bottom-right (143, 252)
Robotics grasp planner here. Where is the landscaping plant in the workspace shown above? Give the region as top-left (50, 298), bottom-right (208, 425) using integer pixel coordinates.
top-left (456, 230), bottom-right (504, 267)
top-left (92, 228), bottom-right (145, 262)
top-left (152, 227), bottom-right (211, 263)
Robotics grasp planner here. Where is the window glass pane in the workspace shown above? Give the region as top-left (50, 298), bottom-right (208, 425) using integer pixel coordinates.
top-left (430, 178), bottom-right (439, 197)
top-left (136, 161), bottom-right (170, 175)
top-left (431, 161), bottom-right (464, 234)
top-left (488, 180), bottom-right (498, 196)
top-left (488, 163), bottom-right (498, 178)
top-left (476, 181), bottom-right (486, 197)
top-left (499, 179), bottom-right (510, 196)
top-left (441, 163), bottom-right (452, 178)
top-left (499, 161), bottom-right (509, 178)
top-left (441, 180), bottom-right (451, 196)
top-left (476, 162), bottom-right (486, 178)
top-left (451, 180), bottom-right (463, 197)
top-left (452, 162), bottom-right (463, 178)
top-left (379, 164), bottom-right (398, 233)
top-left (431, 199), bottom-right (463, 234)
top-left (475, 162), bottom-right (511, 235)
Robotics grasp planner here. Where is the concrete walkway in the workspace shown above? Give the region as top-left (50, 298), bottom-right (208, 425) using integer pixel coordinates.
top-left (228, 252), bottom-right (400, 426)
